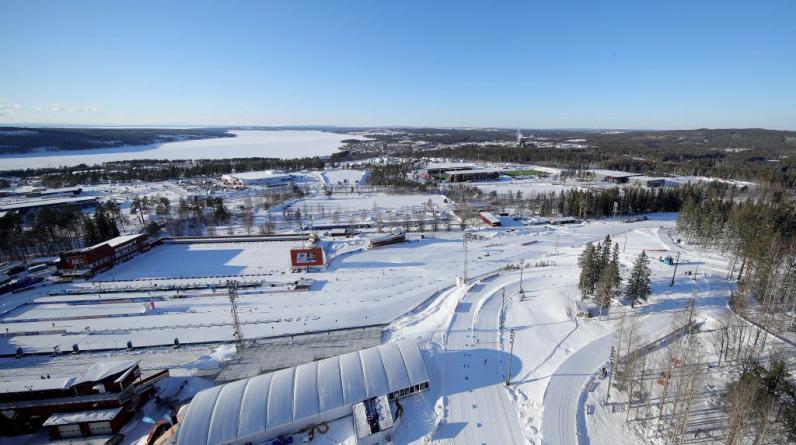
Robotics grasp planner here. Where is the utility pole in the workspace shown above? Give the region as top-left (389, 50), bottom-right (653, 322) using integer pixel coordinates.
top-left (623, 231), bottom-right (628, 252)
top-left (670, 252), bottom-right (681, 287)
top-left (606, 346), bottom-right (616, 401)
top-left (506, 329), bottom-right (515, 386)
top-left (227, 280), bottom-right (245, 350)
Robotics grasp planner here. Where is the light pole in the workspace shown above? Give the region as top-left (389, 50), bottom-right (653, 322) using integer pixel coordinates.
top-left (501, 287), bottom-right (506, 332)
top-left (506, 328), bottom-right (515, 386)
top-left (670, 252), bottom-right (681, 287)
top-left (519, 258), bottom-right (525, 295)
top-left (463, 231), bottom-right (469, 282)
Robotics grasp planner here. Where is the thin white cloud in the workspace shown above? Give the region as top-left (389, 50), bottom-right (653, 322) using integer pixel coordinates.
top-left (50, 104), bottom-right (100, 113)
top-left (0, 103), bottom-right (22, 116)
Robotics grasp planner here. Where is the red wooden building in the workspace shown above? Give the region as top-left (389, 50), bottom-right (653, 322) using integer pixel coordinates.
top-left (479, 211), bottom-right (502, 227)
top-left (0, 360), bottom-right (167, 437)
top-left (58, 234), bottom-right (149, 277)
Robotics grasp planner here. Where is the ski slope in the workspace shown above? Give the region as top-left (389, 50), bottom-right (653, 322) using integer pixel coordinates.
top-left (431, 276), bottom-right (525, 444)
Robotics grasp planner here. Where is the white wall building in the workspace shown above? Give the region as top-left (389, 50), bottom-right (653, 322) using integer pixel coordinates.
top-left (221, 170), bottom-right (294, 187)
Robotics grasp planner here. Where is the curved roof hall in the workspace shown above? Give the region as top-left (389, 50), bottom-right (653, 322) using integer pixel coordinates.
top-left (176, 339), bottom-right (429, 445)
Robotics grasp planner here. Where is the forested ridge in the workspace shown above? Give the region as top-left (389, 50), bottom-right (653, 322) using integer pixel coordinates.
top-left (371, 128), bottom-right (796, 188)
top-left (0, 127), bottom-right (232, 154)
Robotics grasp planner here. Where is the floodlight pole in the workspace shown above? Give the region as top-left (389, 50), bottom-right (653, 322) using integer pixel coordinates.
top-left (227, 280), bottom-right (245, 350)
top-left (670, 252), bottom-right (681, 287)
top-left (501, 287), bottom-right (506, 332)
top-left (463, 231), bottom-right (468, 283)
top-left (506, 328), bottom-right (515, 386)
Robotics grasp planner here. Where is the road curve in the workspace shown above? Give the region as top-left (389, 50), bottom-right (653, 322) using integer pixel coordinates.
top-left (541, 332), bottom-right (614, 445)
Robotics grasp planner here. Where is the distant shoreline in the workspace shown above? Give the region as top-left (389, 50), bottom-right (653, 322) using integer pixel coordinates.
top-left (0, 130), bottom-right (363, 170)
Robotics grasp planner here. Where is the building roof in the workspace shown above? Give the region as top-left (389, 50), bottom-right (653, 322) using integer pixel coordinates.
top-left (105, 233), bottom-right (146, 248)
top-left (445, 168), bottom-right (503, 175)
top-left (588, 169), bottom-right (638, 178)
top-left (479, 211), bottom-right (501, 224)
top-left (425, 162), bottom-right (475, 170)
top-left (74, 360), bottom-right (137, 385)
top-left (0, 377), bottom-right (75, 394)
top-left (43, 407), bottom-right (123, 426)
top-left (176, 340), bottom-right (429, 445)
top-left (223, 170), bottom-right (292, 181)
top-left (0, 196), bottom-right (97, 212)
top-left (628, 175), bottom-right (667, 181)
top-left (69, 234), bottom-right (146, 254)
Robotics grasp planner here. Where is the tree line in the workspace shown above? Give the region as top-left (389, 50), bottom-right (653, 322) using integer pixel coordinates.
top-left (1, 157), bottom-right (327, 187)
top-left (0, 201), bottom-right (122, 261)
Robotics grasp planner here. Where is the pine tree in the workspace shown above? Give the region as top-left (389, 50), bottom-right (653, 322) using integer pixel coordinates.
top-left (594, 267), bottom-right (619, 311)
top-left (578, 243), bottom-right (597, 299)
top-left (595, 241), bottom-right (622, 312)
top-left (82, 216), bottom-right (99, 246)
top-left (625, 251), bottom-right (652, 308)
top-left (609, 242), bottom-right (621, 290)
top-left (600, 235), bottom-right (613, 270)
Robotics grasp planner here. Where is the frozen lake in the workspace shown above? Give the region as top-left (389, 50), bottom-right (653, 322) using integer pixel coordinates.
top-left (0, 130), bottom-right (360, 170)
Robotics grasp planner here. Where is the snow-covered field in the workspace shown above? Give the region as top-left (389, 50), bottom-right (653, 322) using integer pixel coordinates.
top-left (0, 130), bottom-right (363, 169)
top-left (1, 211), bottom-right (766, 445)
top-left (0, 217), bottom-right (670, 356)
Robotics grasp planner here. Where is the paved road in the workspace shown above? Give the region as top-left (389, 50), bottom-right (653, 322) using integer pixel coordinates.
top-left (433, 275), bottom-right (525, 445)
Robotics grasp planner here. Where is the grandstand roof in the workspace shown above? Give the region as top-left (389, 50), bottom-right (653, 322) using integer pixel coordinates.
top-left (176, 340), bottom-right (429, 445)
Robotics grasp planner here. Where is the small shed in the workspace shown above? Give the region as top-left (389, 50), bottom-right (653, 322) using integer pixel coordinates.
top-left (43, 407), bottom-right (131, 439)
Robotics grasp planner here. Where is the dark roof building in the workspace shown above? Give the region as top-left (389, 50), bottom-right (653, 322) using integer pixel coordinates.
top-left (445, 169), bottom-right (502, 183)
top-left (0, 196), bottom-right (97, 215)
top-left (0, 361), bottom-right (166, 437)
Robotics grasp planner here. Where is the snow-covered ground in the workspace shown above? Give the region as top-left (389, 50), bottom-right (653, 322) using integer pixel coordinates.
top-left (4, 211), bottom-right (762, 445)
top-left (0, 130), bottom-right (366, 169)
top-left (1, 217), bottom-right (671, 356)
top-left (379, 219), bottom-right (749, 445)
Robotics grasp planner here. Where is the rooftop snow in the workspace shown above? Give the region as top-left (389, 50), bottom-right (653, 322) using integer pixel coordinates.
top-left (0, 196), bottom-right (96, 212)
top-left (588, 169), bottom-right (638, 178)
top-left (224, 170), bottom-right (291, 180)
top-left (105, 233), bottom-right (146, 248)
top-left (0, 377), bottom-right (74, 394)
top-left (43, 407), bottom-right (123, 426)
top-left (74, 360), bottom-right (137, 385)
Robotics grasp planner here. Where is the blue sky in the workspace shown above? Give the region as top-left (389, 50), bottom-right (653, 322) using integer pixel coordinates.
top-left (1, 0), bottom-right (794, 129)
